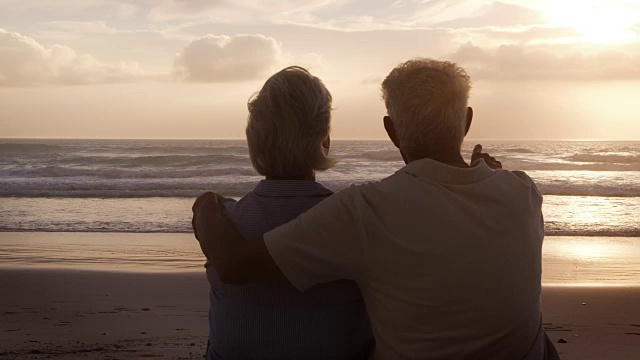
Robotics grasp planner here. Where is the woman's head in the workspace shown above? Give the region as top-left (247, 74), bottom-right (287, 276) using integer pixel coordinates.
top-left (246, 66), bottom-right (335, 179)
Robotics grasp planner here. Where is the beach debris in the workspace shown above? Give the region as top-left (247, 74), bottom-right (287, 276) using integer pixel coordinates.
top-left (102, 332), bottom-right (108, 335)
top-left (141, 307), bottom-right (151, 311)
top-left (557, 338), bottom-right (568, 344)
top-left (140, 332), bottom-right (147, 334)
top-left (581, 303), bottom-right (587, 306)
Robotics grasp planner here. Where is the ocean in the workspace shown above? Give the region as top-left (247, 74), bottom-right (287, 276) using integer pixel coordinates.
top-left (0, 139), bottom-right (639, 285)
top-left (0, 139), bottom-right (638, 235)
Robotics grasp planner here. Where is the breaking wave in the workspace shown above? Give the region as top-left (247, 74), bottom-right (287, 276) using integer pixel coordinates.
top-left (0, 166), bottom-right (257, 179)
top-left (565, 153), bottom-right (640, 164)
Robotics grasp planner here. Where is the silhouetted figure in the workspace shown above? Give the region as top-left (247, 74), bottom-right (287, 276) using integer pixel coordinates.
top-left (199, 66), bottom-right (374, 360)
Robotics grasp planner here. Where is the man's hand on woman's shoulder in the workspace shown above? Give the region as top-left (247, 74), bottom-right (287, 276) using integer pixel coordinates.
top-left (192, 191), bottom-right (224, 241)
top-left (192, 191), bottom-right (228, 264)
top-left (191, 191), bottom-right (281, 284)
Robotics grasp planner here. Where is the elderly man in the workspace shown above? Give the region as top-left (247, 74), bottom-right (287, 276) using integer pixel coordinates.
top-left (193, 58), bottom-right (557, 359)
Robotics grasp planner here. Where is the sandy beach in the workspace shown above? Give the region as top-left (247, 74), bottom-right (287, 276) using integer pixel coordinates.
top-left (0, 270), bottom-right (210, 359)
top-left (0, 269), bottom-right (638, 360)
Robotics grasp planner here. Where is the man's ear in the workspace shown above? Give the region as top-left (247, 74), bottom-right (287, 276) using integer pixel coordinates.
top-left (464, 107), bottom-right (473, 136)
top-left (322, 135), bottom-right (331, 154)
top-left (384, 116), bottom-right (400, 148)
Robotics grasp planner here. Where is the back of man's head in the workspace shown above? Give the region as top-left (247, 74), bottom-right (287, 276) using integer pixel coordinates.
top-left (382, 58), bottom-right (471, 159)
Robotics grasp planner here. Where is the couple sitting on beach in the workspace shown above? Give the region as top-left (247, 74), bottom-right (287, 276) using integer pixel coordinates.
top-left (192, 58), bottom-right (559, 360)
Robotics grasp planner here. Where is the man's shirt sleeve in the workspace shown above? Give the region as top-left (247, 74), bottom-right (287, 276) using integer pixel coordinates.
top-left (263, 186), bottom-right (367, 292)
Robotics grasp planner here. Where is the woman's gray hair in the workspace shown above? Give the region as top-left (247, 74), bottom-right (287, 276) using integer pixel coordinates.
top-left (246, 66), bottom-right (336, 178)
top-left (381, 58), bottom-right (471, 157)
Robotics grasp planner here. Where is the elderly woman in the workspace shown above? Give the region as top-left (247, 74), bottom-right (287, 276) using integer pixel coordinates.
top-left (203, 66), bottom-right (374, 360)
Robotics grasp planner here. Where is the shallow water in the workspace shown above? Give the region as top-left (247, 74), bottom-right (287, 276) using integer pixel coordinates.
top-left (1, 195), bottom-right (638, 237)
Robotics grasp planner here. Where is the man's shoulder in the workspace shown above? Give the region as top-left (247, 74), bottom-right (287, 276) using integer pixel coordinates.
top-left (497, 170), bottom-right (543, 200)
top-left (509, 169), bottom-right (534, 183)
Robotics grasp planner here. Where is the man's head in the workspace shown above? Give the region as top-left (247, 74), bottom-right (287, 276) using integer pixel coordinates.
top-left (381, 58), bottom-right (472, 162)
top-left (246, 66), bottom-right (335, 179)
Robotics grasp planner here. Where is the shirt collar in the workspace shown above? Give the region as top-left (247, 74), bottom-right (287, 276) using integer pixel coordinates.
top-left (401, 158), bottom-right (496, 185)
top-left (253, 179), bottom-right (334, 197)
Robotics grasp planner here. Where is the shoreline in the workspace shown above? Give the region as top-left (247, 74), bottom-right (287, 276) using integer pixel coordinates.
top-left (2, 232), bottom-right (639, 286)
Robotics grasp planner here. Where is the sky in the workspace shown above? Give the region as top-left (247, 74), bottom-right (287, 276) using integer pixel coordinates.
top-left (1, 0), bottom-right (640, 140)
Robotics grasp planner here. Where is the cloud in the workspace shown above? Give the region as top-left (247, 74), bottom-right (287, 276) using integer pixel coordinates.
top-left (433, 2), bottom-right (543, 28)
top-left (147, 0), bottom-right (225, 23)
top-left (0, 28), bottom-right (144, 86)
top-left (276, 0), bottom-right (542, 32)
top-left (136, 0), bottom-right (476, 31)
top-left (451, 42), bottom-right (640, 81)
top-left (38, 21), bottom-right (119, 35)
top-left (464, 26), bottom-right (582, 45)
top-left (173, 34), bottom-right (282, 82)
top-left (145, 0), bottom-right (336, 24)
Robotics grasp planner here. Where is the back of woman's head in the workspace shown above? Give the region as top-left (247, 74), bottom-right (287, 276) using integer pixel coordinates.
top-left (246, 66), bottom-right (335, 178)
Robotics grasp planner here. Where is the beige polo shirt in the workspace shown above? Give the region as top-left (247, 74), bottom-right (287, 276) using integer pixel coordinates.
top-left (264, 158), bottom-right (544, 360)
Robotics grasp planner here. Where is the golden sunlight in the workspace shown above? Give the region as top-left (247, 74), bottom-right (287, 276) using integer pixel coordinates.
top-left (539, 0), bottom-right (638, 44)
top-left (564, 243), bottom-right (612, 260)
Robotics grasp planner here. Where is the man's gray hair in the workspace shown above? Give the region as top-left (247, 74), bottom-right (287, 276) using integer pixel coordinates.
top-left (246, 66), bottom-right (336, 178)
top-left (381, 58), bottom-right (471, 157)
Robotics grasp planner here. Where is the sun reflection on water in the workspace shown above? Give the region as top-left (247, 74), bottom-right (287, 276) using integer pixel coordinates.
top-left (542, 195), bottom-right (640, 237)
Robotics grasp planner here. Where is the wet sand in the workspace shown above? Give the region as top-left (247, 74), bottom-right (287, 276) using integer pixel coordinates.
top-left (0, 269), bottom-right (209, 359)
top-left (1, 269), bottom-right (639, 359)
top-left (542, 286), bottom-right (640, 360)
top-left (2, 232), bottom-right (639, 286)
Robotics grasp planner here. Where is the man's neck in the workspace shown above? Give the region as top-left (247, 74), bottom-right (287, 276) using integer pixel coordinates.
top-left (404, 150), bottom-right (470, 169)
top-left (265, 173), bottom-right (316, 181)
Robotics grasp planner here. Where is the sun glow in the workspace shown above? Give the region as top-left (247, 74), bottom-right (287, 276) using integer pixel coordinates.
top-left (564, 243), bottom-right (611, 260)
top-left (538, 0), bottom-right (639, 44)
